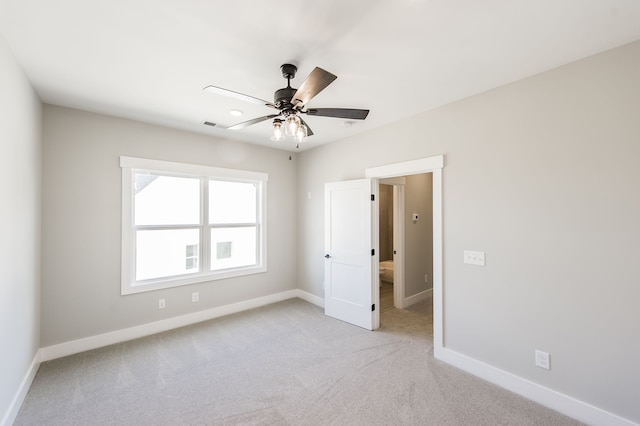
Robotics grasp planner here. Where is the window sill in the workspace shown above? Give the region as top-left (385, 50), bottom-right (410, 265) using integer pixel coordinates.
top-left (121, 265), bottom-right (267, 295)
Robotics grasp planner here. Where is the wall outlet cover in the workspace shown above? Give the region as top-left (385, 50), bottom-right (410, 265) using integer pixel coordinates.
top-left (535, 350), bottom-right (550, 370)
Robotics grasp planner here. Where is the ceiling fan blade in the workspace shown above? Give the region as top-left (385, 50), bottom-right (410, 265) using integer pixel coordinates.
top-left (298, 117), bottom-right (314, 137)
top-left (291, 67), bottom-right (337, 107)
top-left (224, 114), bottom-right (280, 130)
top-left (305, 108), bottom-right (369, 120)
top-left (204, 85), bottom-right (276, 109)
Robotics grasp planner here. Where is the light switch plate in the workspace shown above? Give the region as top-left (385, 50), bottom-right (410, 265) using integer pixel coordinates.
top-left (464, 250), bottom-right (485, 266)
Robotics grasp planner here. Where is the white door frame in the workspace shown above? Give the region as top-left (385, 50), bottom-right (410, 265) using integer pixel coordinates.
top-left (379, 177), bottom-right (406, 309)
top-left (366, 155), bottom-right (444, 357)
top-left (393, 184), bottom-right (405, 308)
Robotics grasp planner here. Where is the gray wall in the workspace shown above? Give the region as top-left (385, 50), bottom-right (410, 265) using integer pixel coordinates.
top-left (0, 35), bottom-right (41, 421)
top-left (404, 173), bottom-right (433, 296)
top-left (297, 40), bottom-right (640, 422)
top-left (41, 105), bottom-right (298, 347)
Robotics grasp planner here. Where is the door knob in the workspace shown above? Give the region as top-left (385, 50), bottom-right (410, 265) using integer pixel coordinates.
top-left (324, 254), bottom-right (331, 259)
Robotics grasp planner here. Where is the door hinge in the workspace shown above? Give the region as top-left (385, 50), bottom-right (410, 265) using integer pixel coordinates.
top-left (371, 194), bottom-right (375, 201)
top-left (371, 249), bottom-right (375, 256)
top-left (372, 304), bottom-right (375, 311)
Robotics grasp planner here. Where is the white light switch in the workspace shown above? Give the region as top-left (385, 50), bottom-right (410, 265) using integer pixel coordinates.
top-left (464, 250), bottom-right (485, 266)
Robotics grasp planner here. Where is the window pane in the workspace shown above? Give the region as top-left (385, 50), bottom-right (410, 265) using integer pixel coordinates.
top-left (210, 227), bottom-right (257, 270)
top-left (185, 244), bottom-right (198, 271)
top-left (135, 174), bottom-right (200, 225)
top-left (136, 229), bottom-right (200, 281)
top-left (209, 180), bottom-right (256, 224)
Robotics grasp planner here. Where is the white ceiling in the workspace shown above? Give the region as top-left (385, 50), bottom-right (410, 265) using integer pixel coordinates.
top-left (2, 0), bottom-right (640, 152)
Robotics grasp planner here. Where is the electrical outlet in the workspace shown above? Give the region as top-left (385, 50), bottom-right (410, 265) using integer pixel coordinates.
top-left (191, 292), bottom-right (199, 303)
top-left (535, 350), bottom-right (550, 370)
top-left (424, 274), bottom-right (429, 283)
top-left (158, 299), bottom-right (166, 309)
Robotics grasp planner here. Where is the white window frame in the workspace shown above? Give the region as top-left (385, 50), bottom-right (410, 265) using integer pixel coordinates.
top-left (120, 156), bottom-right (268, 295)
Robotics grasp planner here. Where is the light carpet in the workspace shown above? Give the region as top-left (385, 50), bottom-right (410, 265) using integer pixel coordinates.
top-left (15, 286), bottom-right (582, 425)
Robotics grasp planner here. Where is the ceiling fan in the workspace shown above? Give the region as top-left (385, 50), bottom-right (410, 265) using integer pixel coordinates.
top-left (204, 64), bottom-right (369, 147)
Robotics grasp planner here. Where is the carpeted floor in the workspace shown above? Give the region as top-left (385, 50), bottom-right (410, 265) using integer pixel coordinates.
top-left (15, 285), bottom-right (582, 425)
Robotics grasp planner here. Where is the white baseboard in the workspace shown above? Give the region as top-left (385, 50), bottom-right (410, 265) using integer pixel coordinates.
top-left (1, 350), bottom-right (41, 426)
top-left (403, 288), bottom-right (431, 308)
top-left (40, 290), bottom-right (301, 362)
top-left (296, 289), bottom-right (324, 308)
top-left (437, 347), bottom-right (638, 426)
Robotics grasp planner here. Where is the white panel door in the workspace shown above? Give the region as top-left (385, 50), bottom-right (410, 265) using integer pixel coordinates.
top-left (324, 179), bottom-right (376, 330)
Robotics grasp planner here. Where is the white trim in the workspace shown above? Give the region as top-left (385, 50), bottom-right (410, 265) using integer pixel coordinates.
top-left (402, 288), bottom-right (432, 308)
top-left (431, 167), bottom-right (443, 357)
top-left (365, 154), bottom-right (444, 355)
top-left (438, 348), bottom-right (639, 426)
top-left (393, 184), bottom-right (405, 309)
top-left (120, 156), bottom-right (269, 182)
top-left (296, 289), bottom-right (324, 308)
top-left (1, 350), bottom-right (41, 426)
top-left (40, 290), bottom-right (300, 362)
top-left (366, 156), bottom-right (444, 179)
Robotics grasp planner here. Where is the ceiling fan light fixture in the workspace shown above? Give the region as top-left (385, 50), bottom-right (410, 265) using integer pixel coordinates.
top-left (295, 123), bottom-right (308, 144)
top-left (285, 114), bottom-right (301, 136)
top-left (271, 119), bottom-right (285, 141)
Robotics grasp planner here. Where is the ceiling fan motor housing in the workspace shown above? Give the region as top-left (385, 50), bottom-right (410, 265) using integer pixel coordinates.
top-left (274, 87), bottom-right (297, 108)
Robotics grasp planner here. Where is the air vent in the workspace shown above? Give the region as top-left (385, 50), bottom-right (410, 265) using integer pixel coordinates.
top-left (203, 121), bottom-right (217, 127)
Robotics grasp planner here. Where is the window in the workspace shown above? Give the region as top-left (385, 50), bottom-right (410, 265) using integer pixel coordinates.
top-left (121, 157), bottom-right (267, 295)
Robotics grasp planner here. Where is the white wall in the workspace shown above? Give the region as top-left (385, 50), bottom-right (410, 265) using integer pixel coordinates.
top-left (297, 40), bottom-right (640, 423)
top-left (41, 105), bottom-right (298, 347)
top-left (0, 35), bottom-right (41, 424)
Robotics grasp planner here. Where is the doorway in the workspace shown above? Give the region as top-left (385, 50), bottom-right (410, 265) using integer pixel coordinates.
top-left (366, 155), bottom-right (443, 356)
top-left (378, 174), bottom-right (433, 324)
